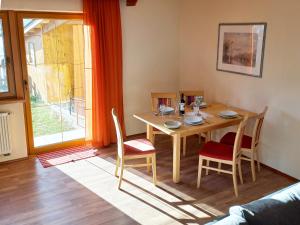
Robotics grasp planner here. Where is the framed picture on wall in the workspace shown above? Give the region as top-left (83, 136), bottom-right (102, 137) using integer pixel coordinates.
top-left (216, 23), bottom-right (267, 78)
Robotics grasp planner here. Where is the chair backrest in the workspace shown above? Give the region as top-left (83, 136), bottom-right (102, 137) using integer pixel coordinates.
top-left (251, 106), bottom-right (268, 148)
top-left (151, 92), bottom-right (177, 112)
top-left (111, 108), bottom-right (124, 158)
top-left (233, 116), bottom-right (249, 161)
top-left (179, 90), bottom-right (204, 105)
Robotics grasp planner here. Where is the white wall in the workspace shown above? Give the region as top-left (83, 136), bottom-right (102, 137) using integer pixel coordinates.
top-left (0, 103), bottom-right (27, 162)
top-left (179, 0), bottom-right (300, 179)
top-left (121, 0), bottom-right (180, 135)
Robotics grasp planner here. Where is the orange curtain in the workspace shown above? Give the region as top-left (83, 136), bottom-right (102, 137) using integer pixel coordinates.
top-left (83, 0), bottom-right (125, 147)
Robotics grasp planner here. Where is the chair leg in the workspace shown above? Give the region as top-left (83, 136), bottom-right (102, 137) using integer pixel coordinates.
top-left (206, 160), bottom-right (210, 175)
top-left (147, 157), bottom-right (151, 172)
top-left (198, 133), bottom-right (202, 144)
top-left (153, 133), bottom-right (156, 145)
top-left (118, 159), bottom-right (124, 189)
top-left (152, 154), bottom-right (157, 185)
top-left (232, 165), bottom-right (239, 197)
top-left (251, 152), bottom-right (256, 182)
top-left (217, 162), bottom-right (221, 174)
top-left (183, 136), bottom-right (187, 156)
top-left (238, 159), bottom-right (243, 184)
top-left (115, 155), bottom-right (120, 177)
top-left (205, 132), bottom-right (211, 142)
top-left (197, 157), bottom-right (203, 188)
top-left (256, 150), bottom-right (261, 172)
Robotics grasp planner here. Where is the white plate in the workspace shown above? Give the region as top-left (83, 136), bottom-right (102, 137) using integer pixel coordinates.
top-left (164, 120), bottom-right (182, 129)
top-left (160, 106), bottom-right (174, 114)
top-left (184, 116), bottom-right (203, 125)
top-left (187, 121), bottom-right (205, 126)
top-left (219, 110), bottom-right (238, 118)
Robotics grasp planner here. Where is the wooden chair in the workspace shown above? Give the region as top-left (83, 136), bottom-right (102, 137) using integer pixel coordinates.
top-left (112, 108), bottom-right (157, 189)
top-left (151, 92), bottom-right (177, 143)
top-left (220, 107), bottom-right (268, 182)
top-left (179, 90), bottom-right (208, 156)
top-left (197, 116), bottom-right (248, 197)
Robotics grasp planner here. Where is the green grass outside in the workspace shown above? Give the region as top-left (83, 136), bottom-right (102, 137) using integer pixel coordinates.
top-left (31, 104), bottom-right (75, 137)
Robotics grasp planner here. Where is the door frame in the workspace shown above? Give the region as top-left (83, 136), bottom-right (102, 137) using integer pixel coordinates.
top-left (0, 11), bottom-right (17, 98)
top-left (17, 11), bottom-right (86, 154)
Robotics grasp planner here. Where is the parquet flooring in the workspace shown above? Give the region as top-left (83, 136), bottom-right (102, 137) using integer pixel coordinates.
top-left (0, 134), bottom-right (294, 225)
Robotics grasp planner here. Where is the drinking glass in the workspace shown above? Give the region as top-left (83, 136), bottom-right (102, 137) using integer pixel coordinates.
top-left (193, 106), bottom-right (199, 115)
top-left (174, 101), bottom-right (179, 115)
top-left (159, 104), bottom-right (166, 116)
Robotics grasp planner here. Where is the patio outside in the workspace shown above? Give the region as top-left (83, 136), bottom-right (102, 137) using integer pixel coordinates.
top-left (24, 18), bottom-right (86, 147)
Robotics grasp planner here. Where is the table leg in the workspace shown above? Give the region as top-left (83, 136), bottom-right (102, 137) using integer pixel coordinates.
top-left (147, 124), bottom-right (154, 143)
top-left (173, 134), bottom-right (181, 183)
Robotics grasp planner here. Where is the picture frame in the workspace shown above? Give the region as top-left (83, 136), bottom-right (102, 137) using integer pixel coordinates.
top-left (216, 23), bottom-right (267, 78)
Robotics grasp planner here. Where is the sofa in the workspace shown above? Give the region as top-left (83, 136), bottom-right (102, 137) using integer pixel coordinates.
top-left (206, 182), bottom-right (300, 225)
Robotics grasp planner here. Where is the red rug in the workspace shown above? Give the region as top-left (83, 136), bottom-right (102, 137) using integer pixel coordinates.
top-left (37, 145), bottom-right (99, 168)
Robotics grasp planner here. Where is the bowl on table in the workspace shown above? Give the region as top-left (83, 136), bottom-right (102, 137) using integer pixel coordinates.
top-left (184, 116), bottom-right (204, 125)
top-left (164, 120), bottom-right (182, 129)
top-left (160, 106), bottom-right (175, 115)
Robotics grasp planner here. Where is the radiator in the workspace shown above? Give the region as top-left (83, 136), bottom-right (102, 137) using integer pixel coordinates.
top-left (0, 112), bottom-right (12, 155)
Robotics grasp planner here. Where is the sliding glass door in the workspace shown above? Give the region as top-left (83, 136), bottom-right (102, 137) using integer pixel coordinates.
top-left (19, 13), bottom-right (91, 152)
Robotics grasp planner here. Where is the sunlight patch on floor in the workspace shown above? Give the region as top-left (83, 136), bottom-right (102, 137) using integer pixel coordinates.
top-left (178, 204), bottom-right (210, 218)
top-left (157, 182), bottom-right (197, 202)
top-left (194, 203), bottom-right (225, 217)
top-left (56, 156), bottom-right (213, 224)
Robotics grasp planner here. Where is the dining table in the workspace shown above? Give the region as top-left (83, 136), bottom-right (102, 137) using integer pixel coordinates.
top-left (133, 103), bottom-right (257, 183)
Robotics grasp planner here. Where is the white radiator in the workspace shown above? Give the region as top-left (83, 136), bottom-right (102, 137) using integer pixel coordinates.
top-left (0, 112), bottom-right (12, 155)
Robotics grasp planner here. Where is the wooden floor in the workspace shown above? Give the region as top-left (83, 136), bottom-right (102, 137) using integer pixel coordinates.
top-left (0, 134), bottom-right (294, 225)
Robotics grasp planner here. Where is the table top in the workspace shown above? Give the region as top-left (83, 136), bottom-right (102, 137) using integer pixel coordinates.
top-left (133, 103), bottom-right (257, 136)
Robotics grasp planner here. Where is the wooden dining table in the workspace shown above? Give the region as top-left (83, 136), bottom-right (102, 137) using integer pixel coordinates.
top-left (133, 103), bottom-right (257, 183)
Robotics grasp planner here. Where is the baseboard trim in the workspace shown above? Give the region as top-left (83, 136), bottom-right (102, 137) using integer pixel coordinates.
top-left (0, 156), bottom-right (29, 165)
top-left (126, 132), bottom-right (146, 139)
top-left (261, 163), bottom-right (298, 182)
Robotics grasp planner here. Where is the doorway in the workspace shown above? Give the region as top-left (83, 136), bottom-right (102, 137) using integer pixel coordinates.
top-left (18, 13), bottom-right (92, 153)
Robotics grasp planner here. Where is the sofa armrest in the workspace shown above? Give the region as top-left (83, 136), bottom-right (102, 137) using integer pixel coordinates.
top-left (206, 214), bottom-right (248, 225)
top-left (230, 182), bottom-right (300, 225)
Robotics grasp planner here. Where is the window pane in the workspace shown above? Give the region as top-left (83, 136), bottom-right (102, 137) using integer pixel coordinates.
top-left (0, 19), bottom-right (8, 93)
top-left (23, 18), bottom-right (86, 147)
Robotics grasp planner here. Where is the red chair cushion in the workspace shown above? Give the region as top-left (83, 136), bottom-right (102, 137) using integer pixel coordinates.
top-left (124, 139), bottom-right (156, 155)
top-left (220, 132), bottom-right (252, 149)
top-left (199, 141), bottom-right (234, 161)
